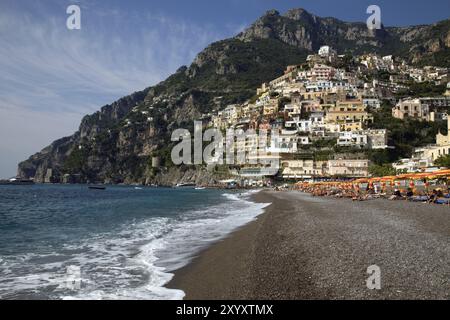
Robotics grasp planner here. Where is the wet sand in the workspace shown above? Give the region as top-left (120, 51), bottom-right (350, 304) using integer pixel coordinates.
top-left (166, 191), bottom-right (450, 299)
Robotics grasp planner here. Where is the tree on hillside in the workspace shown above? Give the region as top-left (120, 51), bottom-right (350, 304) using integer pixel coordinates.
top-left (369, 164), bottom-right (396, 177)
top-left (434, 155), bottom-right (450, 168)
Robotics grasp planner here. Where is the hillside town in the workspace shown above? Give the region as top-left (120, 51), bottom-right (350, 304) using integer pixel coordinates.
top-left (197, 46), bottom-right (450, 185)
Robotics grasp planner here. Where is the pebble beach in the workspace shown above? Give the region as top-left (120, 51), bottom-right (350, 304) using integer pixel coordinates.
top-left (167, 190), bottom-right (450, 299)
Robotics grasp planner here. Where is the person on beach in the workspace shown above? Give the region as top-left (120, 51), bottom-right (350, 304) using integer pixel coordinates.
top-left (390, 188), bottom-right (403, 200)
top-left (374, 183), bottom-right (380, 194)
top-left (406, 188), bottom-right (414, 200)
top-left (428, 189), bottom-right (438, 204)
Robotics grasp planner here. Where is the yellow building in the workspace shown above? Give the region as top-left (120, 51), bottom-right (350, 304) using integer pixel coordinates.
top-left (414, 116), bottom-right (450, 164)
top-left (325, 159), bottom-right (370, 177)
top-left (241, 103), bottom-right (261, 118)
top-left (413, 144), bottom-right (450, 164)
top-left (339, 121), bottom-right (363, 132)
top-left (299, 90), bottom-right (329, 100)
top-left (281, 158), bottom-right (369, 178)
top-left (257, 83), bottom-right (268, 95)
top-left (211, 114), bottom-right (226, 130)
top-left (325, 100), bottom-right (373, 130)
top-left (263, 98), bottom-right (279, 116)
top-left (269, 65), bottom-right (301, 89)
top-left (281, 159), bottom-right (326, 179)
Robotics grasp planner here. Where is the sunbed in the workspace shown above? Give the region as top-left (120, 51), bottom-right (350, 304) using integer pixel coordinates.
top-left (435, 198), bottom-right (450, 205)
top-left (410, 196), bottom-right (428, 202)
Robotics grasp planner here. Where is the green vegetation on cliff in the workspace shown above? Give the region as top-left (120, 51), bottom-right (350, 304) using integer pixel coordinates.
top-left (17, 8), bottom-right (450, 183)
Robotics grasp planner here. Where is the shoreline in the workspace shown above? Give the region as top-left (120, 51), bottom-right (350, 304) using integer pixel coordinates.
top-left (165, 190), bottom-right (272, 299)
top-left (166, 190), bottom-right (450, 300)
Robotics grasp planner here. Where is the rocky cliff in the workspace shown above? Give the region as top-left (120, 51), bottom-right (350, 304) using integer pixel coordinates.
top-left (17, 8), bottom-right (450, 185)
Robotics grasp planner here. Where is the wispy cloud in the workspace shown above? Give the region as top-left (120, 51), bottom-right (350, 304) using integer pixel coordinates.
top-left (0, 1), bottom-right (226, 178)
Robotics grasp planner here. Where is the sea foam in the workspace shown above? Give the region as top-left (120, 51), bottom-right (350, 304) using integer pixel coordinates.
top-left (62, 190), bottom-right (269, 300)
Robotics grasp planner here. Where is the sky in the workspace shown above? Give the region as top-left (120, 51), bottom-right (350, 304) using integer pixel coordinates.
top-left (0, 0), bottom-right (449, 178)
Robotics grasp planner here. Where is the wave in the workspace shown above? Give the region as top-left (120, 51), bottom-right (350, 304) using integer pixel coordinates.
top-left (0, 190), bottom-right (270, 300)
top-left (61, 190), bottom-right (270, 300)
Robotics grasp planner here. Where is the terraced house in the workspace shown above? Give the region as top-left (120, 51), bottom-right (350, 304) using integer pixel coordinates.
top-left (200, 44), bottom-right (449, 183)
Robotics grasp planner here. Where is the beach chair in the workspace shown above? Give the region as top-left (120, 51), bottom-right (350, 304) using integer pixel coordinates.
top-left (411, 196), bottom-right (428, 202)
top-left (435, 198), bottom-right (450, 205)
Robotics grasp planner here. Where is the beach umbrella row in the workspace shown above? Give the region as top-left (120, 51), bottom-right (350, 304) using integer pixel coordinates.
top-left (295, 169), bottom-right (450, 190)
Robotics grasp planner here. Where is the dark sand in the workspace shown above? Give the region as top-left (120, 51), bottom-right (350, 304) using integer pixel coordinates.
top-left (167, 191), bottom-right (449, 299)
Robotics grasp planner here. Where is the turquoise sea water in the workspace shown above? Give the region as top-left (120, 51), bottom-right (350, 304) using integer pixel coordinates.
top-left (0, 185), bottom-right (268, 299)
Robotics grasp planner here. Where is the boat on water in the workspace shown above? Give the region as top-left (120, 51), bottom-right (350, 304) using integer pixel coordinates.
top-left (134, 187), bottom-right (143, 190)
top-left (175, 183), bottom-right (196, 188)
top-left (195, 187), bottom-right (206, 190)
top-left (0, 178), bottom-right (35, 185)
top-left (88, 185), bottom-right (106, 190)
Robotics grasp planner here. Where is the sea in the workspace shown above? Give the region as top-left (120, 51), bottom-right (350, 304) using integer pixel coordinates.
top-left (0, 185), bottom-right (269, 300)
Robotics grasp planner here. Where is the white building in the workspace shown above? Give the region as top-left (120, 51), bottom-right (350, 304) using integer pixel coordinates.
top-left (336, 129), bottom-right (387, 149)
top-left (393, 158), bottom-right (433, 173)
top-left (297, 64), bottom-right (336, 81)
top-left (222, 104), bottom-right (242, 123)
top-left (393, 97), bottom-right (450, 121)
top-left (366, 129), bottom-right (388, 149)
top-left (318, 46), bottom-right (337, 57)
top-left (337, 132), bottom-right (368, 148)
top-left (283, 104), bottom-right (302, 118)
top-left (363, 98), bottom-right (381, 110)
top-left (266, 130), bottom-right (299, 153)
top-left (285, 112), bottom-right (325, 133)
top-left (392, 98), bottom-right (430, 121)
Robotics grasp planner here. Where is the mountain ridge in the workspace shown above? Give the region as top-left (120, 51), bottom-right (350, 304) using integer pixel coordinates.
top-left (17, 8), bottom-right (450, 184)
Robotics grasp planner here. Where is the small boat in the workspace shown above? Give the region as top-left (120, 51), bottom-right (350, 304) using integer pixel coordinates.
top-left (88, 185), bottom-right (106, 190)
top-left (0, 178), bottom-right (35, 185)
top-left (175, 183), bottom-right (196, 188)
top-left (195, 187), bottom-right (206, 190)
top-left (134, 187), bottom-right (143, 190)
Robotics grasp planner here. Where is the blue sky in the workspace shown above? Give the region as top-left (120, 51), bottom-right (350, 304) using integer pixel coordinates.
top-left (0, 0), bottom-right (449, 178)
